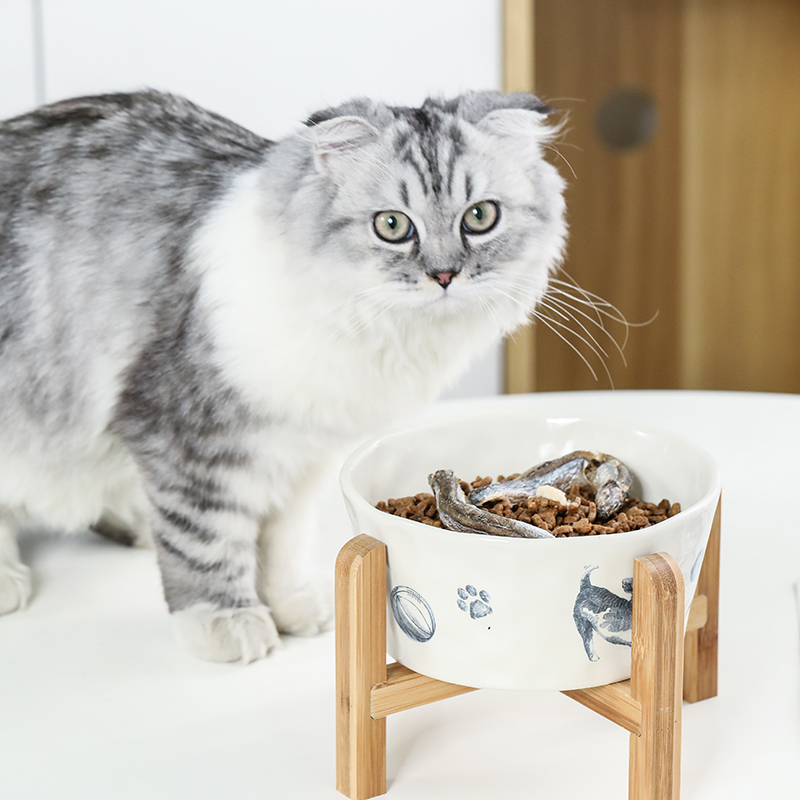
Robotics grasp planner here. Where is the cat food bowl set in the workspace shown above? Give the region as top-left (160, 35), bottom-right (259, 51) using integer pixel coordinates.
top-left (339, 400), bottom-right (721, 692)
top-left (336, 397), bottom-right (721, 798)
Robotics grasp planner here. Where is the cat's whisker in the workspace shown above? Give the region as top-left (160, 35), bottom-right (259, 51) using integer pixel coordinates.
top-left (304, 296), bottom-right (386, 351)
top-left (547, 285), bottom-right (628, 330)
top-left (333, 308), bottom-right (385, 344)
top-left (488, 272), bottom-right (627, 384)
top-left (537, 297), bottom-right (621, 367)
top-left (547, 269), bottom-right (648, 344)
top-left (529, 293), bottom-right (573, 323)
top-left (543, 289), bottom-right (623, 336)
top-left (307, 281), bottom-right (399, 343)
top-left (485, 275), bottom-right (557, 316)
top-left (541, 284), bottom-right (631, 371)
top-left (541, 295), bottom-right (628, 365)
top-left (548, 295), bottom-right (626, 352)
top-left (489, 284), bottom-right (542, 315)
top-left (503, 294), bottom-right (607, 370)
top-left (547, 277), bottom-right (607, 322)
top-left (529, 310), bottom-right (605, 383)
top-left (305, 301), bottom-right (370, 340)
top-left (538, 294), bottom-right (608, 341)
top-left (534, 304), bottom-right (616, 372)
top-left (546, 285), bottom-right (658, 358)
top-left (543, 144), bottom-right (578, 180)
top-left (548, 272), bottom-right (643, 329)
top-left (478, 293), bottom-right (512, 335)
top-left (333, 294), bottom-right (397, 346)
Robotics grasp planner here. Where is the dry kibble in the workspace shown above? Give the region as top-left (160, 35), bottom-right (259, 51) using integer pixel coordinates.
top-left (553, 525), bottom-right (573, 536)
top-left (378, 473), bottom-right (681, 537)
top-left (573, 518), bottom-right (593, 534)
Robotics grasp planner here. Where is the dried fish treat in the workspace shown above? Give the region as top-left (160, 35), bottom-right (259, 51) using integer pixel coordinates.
top-left (377, 471), bottom-right (680, 539)
top-left (428, 469), bottom-right (554, 539)
top-left (468, 450), bottom-right (632, 522)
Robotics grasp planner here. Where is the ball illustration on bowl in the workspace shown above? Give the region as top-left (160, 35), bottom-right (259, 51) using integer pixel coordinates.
top-left (391, 586), bottom-right (436, 643)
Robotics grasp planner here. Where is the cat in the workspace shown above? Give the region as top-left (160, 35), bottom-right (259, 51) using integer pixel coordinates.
top-left (573, 566), bottom-right (633, 661)
top-left (0, 90), bottom-right (567, 662)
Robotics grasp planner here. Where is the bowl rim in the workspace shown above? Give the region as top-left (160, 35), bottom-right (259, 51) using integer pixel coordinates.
top-left (340, 406), bottom-right (722, 550)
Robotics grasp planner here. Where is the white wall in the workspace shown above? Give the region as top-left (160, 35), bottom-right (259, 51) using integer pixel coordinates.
top-left (0, 0), bottom-right (37, 117)
top-left (1, 0), bottom-right (505, 397)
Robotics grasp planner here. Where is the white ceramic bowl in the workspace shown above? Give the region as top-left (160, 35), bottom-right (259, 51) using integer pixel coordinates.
top-left (340, 400), bottom-right (721, 691)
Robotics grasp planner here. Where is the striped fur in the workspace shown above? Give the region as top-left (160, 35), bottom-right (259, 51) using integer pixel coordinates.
top-left (0, 90), bottom-right (566, 661)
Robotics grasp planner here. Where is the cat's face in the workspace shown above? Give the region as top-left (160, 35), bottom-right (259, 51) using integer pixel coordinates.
top-left (295, 93), bottom-right (567, 334)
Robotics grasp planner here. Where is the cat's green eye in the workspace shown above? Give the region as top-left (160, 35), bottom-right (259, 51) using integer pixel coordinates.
top-left (462, 201), bottom-right (499, 234)
top-left (373, 211), bottom-right (414, 243)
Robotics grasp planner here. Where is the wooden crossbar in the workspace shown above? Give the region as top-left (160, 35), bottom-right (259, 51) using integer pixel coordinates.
top-left (370, 662), bottom-right (477, 720)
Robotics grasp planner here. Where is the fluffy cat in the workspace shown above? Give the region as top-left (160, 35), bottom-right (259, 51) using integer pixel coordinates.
top-left (0, 90), bottom-right (566, 662)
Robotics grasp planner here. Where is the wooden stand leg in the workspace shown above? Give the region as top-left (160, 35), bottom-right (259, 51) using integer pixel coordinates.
top-left (629, 553), bottom-right (685, 800)
top-left (335, 536), bottom-right (704, 800)
top-left (336, 535), bottom-right (388, 800)
top-left (683, 498), bottom-right (721, 702)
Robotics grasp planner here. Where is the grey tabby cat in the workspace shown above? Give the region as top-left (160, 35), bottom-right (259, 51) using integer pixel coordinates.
top-left (0, 90), bottom-right (567, 662)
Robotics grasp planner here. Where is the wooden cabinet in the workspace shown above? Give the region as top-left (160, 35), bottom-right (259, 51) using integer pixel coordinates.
top-left (504, 0), bottom-right (800, 393)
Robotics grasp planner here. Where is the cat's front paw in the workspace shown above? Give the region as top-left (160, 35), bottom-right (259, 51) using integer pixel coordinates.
top-left (0, 558), bottom-right (32, 615)
top-left (268, 582), bottom-right (333, 637)
top-left (172, 603), bottom-right (281, 663)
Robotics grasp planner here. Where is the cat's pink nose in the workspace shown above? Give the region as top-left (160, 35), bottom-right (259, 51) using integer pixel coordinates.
top-left (433, 272), bottom-right (455, 289)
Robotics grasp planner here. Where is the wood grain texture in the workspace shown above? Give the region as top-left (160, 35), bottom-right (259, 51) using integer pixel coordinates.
top-left (563, 679), bottom-right (641, 735)
top-left (370, 662), bottom-right (477, 719)
top-left (502, 0), bottom-right (538, 393)
top-left (504, 0), bottom-right (800, 393)
top-left (504, 322), bottom-right (537, 393)
top-left (629, 553), bottom-right (684, 800)
top-left (334, 537), bottom-right (703, 798)
top-left (335, 535), bottom-right (388, 800)
top-left (566, 588), bottom-right (708, 736)
top-left (532, 0), bottom-right (683, 392)
top-left (685, 593), bottom-right (708, 634)
top-left (503, 0), bottom-right (535, 93)
top-left (681, 0), bottom-right (800, 391)
top-left (683, 499), bottom-right (721, 702)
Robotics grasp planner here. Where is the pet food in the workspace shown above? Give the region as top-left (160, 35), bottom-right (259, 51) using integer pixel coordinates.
top-left (377, 474), bottom-right (680, 537)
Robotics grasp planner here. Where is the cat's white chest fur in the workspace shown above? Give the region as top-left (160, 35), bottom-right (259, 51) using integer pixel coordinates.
top-left (192, 169), bottom-right (487, 444)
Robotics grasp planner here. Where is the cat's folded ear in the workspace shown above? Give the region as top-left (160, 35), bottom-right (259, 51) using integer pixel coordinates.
top-left (309, 116), bottom-right (380, 175)
top-left (453, 91), bottom-right (554, 122)
top-left (453, 91), bottom-right (560, 149)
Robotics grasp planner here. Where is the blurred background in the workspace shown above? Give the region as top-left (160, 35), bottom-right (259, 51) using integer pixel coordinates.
top-left (2, 0), bottom-right (798, 397)
top-left (506, 0), bottom-right (800, 395)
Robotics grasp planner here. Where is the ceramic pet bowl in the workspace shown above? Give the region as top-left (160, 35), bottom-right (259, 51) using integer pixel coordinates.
top-left (340, 400), bottom-right (721, 691)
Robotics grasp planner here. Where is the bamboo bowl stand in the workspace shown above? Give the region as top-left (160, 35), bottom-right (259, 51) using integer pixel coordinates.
top-left (336, 501), bottom-right (720, 800)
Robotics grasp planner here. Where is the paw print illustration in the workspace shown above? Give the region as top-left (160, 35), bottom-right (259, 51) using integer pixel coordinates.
top-left (457, 585), bottom-right (492, 619)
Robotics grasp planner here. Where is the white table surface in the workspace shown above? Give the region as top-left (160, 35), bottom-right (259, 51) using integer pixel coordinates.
top-left (2, 390), bottom-right (798, 800)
